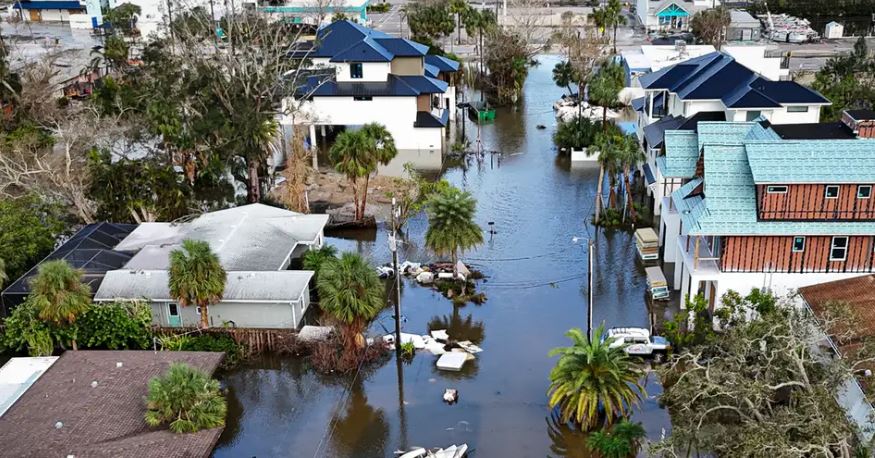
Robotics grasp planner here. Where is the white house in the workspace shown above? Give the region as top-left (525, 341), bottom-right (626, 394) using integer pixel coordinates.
top-left (93, 204), bottom-right (330, 329)
top-left (635, 0), bottom-right (718, 32)
top-left (284, 20), bottom-right (459, 159)
top-left (12, 0), bottom-right (85, 22)
top-left (656, 120), bottom-right (875, 313)
top-left (633, 51), bottom-right (829, 217)
top-left (261, 0), bottom-right (370, 26)
top-left (825, 21), bottom-right (844, 39)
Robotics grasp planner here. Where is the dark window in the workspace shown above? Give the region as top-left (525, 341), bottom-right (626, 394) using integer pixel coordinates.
top-left (767, 185), bottom-right (788, 194)
top-left (825, 185), bottom-right (840, 199)
top-left (353, 96), bottom-right (373, 101)
top-left (787, 106), bottom-right (809, 113)
top-left (858, 185), bottom-right (872, 199)
top-left (792, 236), bottom-right (805, 252)
top-left (830, 236), bottom-right (848, 261)
top-left (349, 63), bottom-right (363, 79)
top-left (168, 304), bottom-right (179, 316)
top-left (745, 110), bottom-right (762, 121)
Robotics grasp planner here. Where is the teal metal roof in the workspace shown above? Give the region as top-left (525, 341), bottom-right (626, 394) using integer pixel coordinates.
top-left (662, 130), bottom-right (699, 178)
top-left (696, 122), bottom-right (759, 150)
top-left (673, 142), bottom-right (875, 236)
top-left (745, 139), bottom-right (875, 183)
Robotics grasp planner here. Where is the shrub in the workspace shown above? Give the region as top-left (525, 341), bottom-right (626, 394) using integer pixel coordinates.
top-left (78, 301), bottom-right (153, 349)
top-left (144, 363), bottom-right (226, 433)
top-left (1, 299), bottom-right (54, 356)
top-left (159, 333), bottom-right (245, 369)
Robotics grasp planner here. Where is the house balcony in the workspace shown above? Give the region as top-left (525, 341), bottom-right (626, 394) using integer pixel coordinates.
top-left (414, 108), bottom-right (448, 128)
top-left (677, 235), bottom-right (721, 279)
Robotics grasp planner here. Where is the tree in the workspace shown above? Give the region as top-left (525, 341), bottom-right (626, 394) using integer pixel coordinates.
top-left (424, 186), bottom-right (483, 278)
top-left (591, 123), bottom-right (623, 224)
top-left (103, 3), bottom-right (142, 37)
top-left (448, 0), bottom-right (468, 45)
top-left (813, 36), bottom-right (875, 121)
top-left (548, 326), bottom-right (645, 430)
top-left (463, 9), bottom-right (496, 76)
top-left (168, 239), bottom-right (226, 328)
top-left (588, 61), bottom-right (625, 127)
top-left (0, 258), bottom-right (6, 289)
top-left (690, 7), bottom-right (731, 49)
top-left (29, 260), bottom-right (92, 350)
top-left (1, 299), bottom-right (54, 356)
top-left (593, 0), bottom-right (626, 55)
top-left (316, 252), bottom-right (384, 350)
top-left (282, 130), bottom-right (311, 214)
top-left (406, 0), bottom-right (455, 43)
top-left (0, 195), bottom-right (66, 282)
top-left (587, 419), bottom-right (646, 458)
top-left (615, 134), bottom-right (644, 221)
top-left (329, 124), bottom-right (397, 221)
top-left (654, 291), bottom-right (859, 457)
top-left (552, 60), bottom-right (578, 96)
top-left (553, 117), bottom-right (598, 152)
top-left (301, 245), bottom-right (338, 284)
top-left (145, 363), bottom-right (227, 433)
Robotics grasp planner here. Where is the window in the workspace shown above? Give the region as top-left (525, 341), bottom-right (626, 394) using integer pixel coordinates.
top-left (858, 185), bottom-right (872, 199)
top-left (767, 185), bottom-right (788, 194)
top-left (830, 236), bottom-right (849, 261)
top-left (792, 236), bottom-right (805, 252)
top-left (825, 185), bottom-right (840, 199)
top-left (787, 106), bottom-right (809, 113)
top-left (745, 110), bottom-right (762, 121)
top-left (353, 96), bottom-right (372, 101)
top-left (349, 63), bottom-right (363, 79)
top-left (168, 304), bottom-right (179, 316)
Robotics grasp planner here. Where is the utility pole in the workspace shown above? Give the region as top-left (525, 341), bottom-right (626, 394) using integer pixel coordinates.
top-left (209, 0), bottom-right (218, 47)
top-left (389, 198), bottom-right (402, 357)
top-left (587, 239), bottom-right (594, 341)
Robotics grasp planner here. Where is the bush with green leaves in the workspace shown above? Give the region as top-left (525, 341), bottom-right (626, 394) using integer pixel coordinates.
top-left (1, 299), bottom-right (54, 356)
top-left (0, 195), bottom-right (67, 282)
top-left (78, 301), bottom-right (153, 349)
top-left (587, 419), bottom-right (646, 458)
top-left (158, 333), bottom-right (245, 369)
top-left (145, 363), bottom-right (227, 434)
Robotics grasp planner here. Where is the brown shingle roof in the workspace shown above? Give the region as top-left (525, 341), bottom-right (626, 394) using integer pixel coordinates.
top-left (800, 275), bottom-right (875, 341)
top-left (0, 350), bottom-right (225, 458)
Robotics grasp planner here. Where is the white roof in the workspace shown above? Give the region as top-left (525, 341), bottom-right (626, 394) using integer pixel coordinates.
top-left (94, 269), bottom-right (314, 303)
top-left (0, 357), bottom-right (59, 417)
top-left (730, 9), bottom-right (759, 25)
top-left (626, 45), bottom-right (717, 73)
top-left (115, 204), bottom-right (329, 271)
top-left (607, 327), bottom-right (651, 338)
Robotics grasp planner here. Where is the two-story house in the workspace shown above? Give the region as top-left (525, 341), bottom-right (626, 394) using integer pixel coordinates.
top-left (660, 120), bottom-right (875, 313)
top-left (635, 0), bottom-right (717, 32)
top-left (634, 51), bottom-right (829, 217)
top-left (284, 20), bottom-right (459, 163)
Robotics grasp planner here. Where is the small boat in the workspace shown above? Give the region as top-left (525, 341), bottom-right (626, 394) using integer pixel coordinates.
top-left (467, 100), bottom-right (495, 123)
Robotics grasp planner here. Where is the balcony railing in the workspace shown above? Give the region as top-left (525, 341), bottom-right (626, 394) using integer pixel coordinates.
top-left (678, 235), bottom-right (721, 275)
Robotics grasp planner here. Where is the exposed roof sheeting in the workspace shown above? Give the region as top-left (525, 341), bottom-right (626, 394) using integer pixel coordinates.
top-left (114, 204), bottom-right (328, 272)
top-left (662, 130), bottom-right (699, 178)
top-left (95, 270), bottom-right (313, 303)
top-left (745, 140), bottom-right (875, 183)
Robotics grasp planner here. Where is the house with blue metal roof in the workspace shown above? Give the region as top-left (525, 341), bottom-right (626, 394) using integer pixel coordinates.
top-left (282, 20), bottom-right (459, 169)
top-left (12, 0), bottom-right (85, 22)
top-left (636, 51), bottom-right (829, 219)
top-left (654, 120), bottom-right (875, 314)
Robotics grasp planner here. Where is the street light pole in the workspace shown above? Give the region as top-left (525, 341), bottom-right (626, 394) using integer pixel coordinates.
top-left (587, 239), bottom-right (594, 340)
top-left (389, 198), bottom-right (403, 357)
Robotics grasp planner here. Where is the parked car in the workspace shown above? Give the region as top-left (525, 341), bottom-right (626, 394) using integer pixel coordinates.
top-left (606, 327), bottom-right (670, 362)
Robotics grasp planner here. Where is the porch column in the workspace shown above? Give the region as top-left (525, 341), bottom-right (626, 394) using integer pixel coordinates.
top-left (309, 124), bottom-right (318, 170)
top-left (648, 92), bottom-right (654, 119)
top-left (694, 237), bottom-right (700, 270)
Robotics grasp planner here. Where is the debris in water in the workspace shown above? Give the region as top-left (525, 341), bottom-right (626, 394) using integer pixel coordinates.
top-left (443, 388), bottom-right (459, 404)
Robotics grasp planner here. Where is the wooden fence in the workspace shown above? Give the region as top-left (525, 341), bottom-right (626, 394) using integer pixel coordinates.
top-left (153, 326), bottom-right (300, 355)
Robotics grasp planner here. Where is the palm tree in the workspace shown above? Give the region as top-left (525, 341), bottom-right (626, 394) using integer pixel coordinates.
top-left (449, 0), bottom-right (469, 46)
top-left (588, 63), bottom-right (623, 128)
top-left (463, 9), bottom-right (496, 76)
top-left (552, 60), bottom-right (578, 96)
top-left (587, 419), bottom-right (647, 458)
top-left (592, 128), bottom-right (622, 224)
top-left (591, 7), bottom-right (608, 38)
top-left (302, 245), bottom-right (338, 284)
top-left (330, 129), bottom-right (371, 221)
top-left (606, 0), bottom-right (626, 55)
top-left (330, 124), bottom-right (397, 221)
top-left (0, 258), bottom-right (7, 290)
top-left (424, 186), bottom-right (483, 279)
top-left (317, 252), bottom-right (384, 349)
top-left (145, 363), bottom-right (227, 433)
top-left (29, 260), bottom-right (92, 350)
top-left (547, 326), bottom-right (645, 430)
top-left (168, 239), bottom-right (226, 328)
top-left (359, 123), bottom-right (397, 219)
top-left (616, 135), bottom-right (645, 222)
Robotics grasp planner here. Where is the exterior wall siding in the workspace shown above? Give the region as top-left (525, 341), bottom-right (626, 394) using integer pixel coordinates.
top-left (150, 300), bottom-right (304, 329)
top-left (391, 57), bottom-right (424, 75)
top-left (721, 235), bottom-right (875, 273)
top-left (757, 184), bottom-right (875, 220)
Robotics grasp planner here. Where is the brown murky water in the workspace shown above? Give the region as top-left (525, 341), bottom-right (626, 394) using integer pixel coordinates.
top-left (213, 55), bottom-right (671, 458)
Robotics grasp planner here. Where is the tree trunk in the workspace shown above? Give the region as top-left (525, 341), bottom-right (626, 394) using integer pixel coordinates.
top-left (351, 176), bottom-right (360, 221)
top-left (72, 339), bottom-right (78, 351)
top-left (613, 23), bottom-right (618, 54)
top-left (247, 159), bottom-right (261, 203)
top-left (359, 174), bottom-right (370, 221)
top-left (594, 164), bottom-right (605, 224)
top-left (199, 303), bottom-right (210, 328)
top-left (457, 14), bottom-right (462, 45)
top-left (624, 164), bottom-right (637, 221)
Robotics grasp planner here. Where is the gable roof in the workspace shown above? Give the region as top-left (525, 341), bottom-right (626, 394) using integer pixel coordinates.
top-left (312, 20), bottom-right (430, 63)
top-left (0, 351), bottom-right (224, 458)
top-left (639, 52), bottom-right (829, 108)
top-left (745, 139), bottom-right (875, 183)
top-left (662, 130), bottom-right (700, 178)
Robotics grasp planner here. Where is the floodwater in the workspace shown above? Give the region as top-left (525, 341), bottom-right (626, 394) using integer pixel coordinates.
top-left (214, 55), bottom-right (671, 457)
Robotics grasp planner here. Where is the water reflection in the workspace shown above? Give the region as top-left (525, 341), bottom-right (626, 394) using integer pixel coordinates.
top-left (378, 149), bottom-right (443, 178)
top-left (327, 382), bottom-right (390, 457)
top-left (426, 307), bottom-right (485, 345)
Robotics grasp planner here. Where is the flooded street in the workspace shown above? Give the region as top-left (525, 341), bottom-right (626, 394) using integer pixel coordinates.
top-left (214, 55), bottom-right (671, 457)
